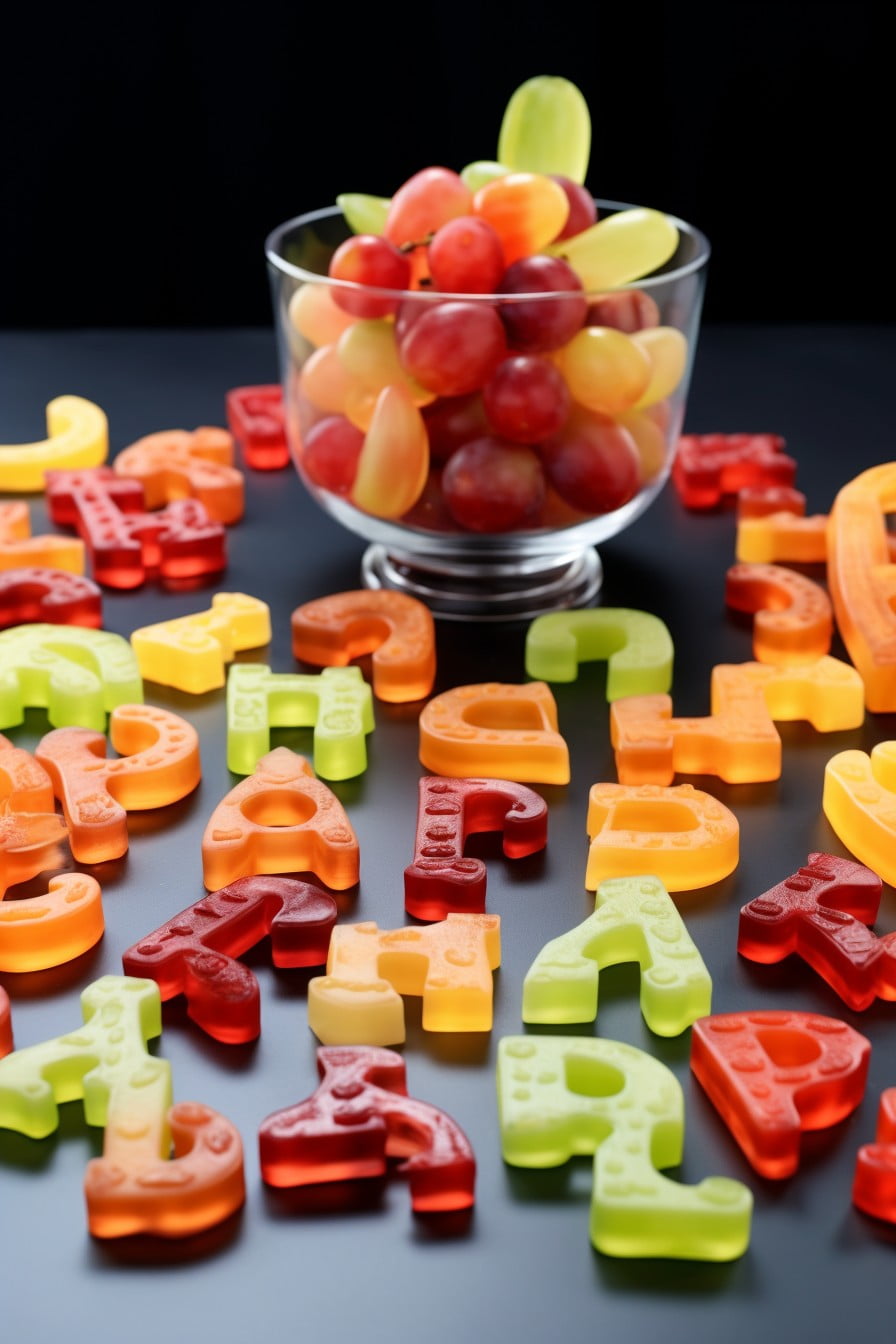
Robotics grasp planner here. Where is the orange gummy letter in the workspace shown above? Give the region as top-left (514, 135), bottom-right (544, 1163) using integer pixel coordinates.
top-left (419, 682), bottom-right (569, 784)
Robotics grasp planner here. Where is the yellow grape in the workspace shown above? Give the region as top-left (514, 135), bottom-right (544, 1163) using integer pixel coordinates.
top-left (351, 386), bottom-right (429, 519)
top-left (460, 160), bottom-right (510, 191)
top-left (298, 343), bottom-right (355, 415)
top-left (548, 208), bottom-right (679, 289)
top-left (337, 192), bottom-right (391, 235)
top-left (556, 326), bottom-right (652, 416)
top-left (497, 74), bottom-right (591, 185)
top-left (336, 319), bottom-right (436, 406)
top-left (616, 406), bottom-right (669, 482)
top-left (631, 327), bottom-right (688, 408)
top-left (472, 172), bottom-right (570, 265)
top-left (289, 283), bottom-right (356, 348)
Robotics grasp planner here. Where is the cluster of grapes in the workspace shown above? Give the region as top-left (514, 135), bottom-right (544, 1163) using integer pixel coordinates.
top-left (287, 78), bottom-right (686, 535)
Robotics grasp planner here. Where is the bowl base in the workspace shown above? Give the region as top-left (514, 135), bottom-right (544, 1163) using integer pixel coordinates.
top-left (360, 543), bottom-right (603, 621)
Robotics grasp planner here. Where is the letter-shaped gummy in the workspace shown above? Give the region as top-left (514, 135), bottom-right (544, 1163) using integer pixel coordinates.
top-left (131, 592), bottom-right (271, 694)
top-left (853, 1089), bottom-right (896, 1223)
top-left (0, 567), bottom-right (102, 630)
top-left (227, 662), bottom-right (374, 780)
top-left (419, 681), bottom-right (569, 784)
top-left (725, 562), bottom-right (832, 665)
top-left (523, 875), bottom-right (711, 1035)
top-left (291, 589), bottom-right (436, 703)
top-left (0, 623), bottom-right (143, 731)
top-left (497, 1035), bottom-right (752, 1259)
top-left (114, 426), bottom-right (244, 524)
top-left (690, 1010), bottom-right (870, 1178)
top-left (524, 607), bottom-right (673, 699)
top-left (0, 396), bottom-right (108, 492)
top-left (405, 776), bottom-right (548, 920)
top-left (259, 1045), bottom-right (475, 1213)
top-left (201, 747), bottom-right (359, 892)
top-left (823, 741), bottom-right (896, 886)
top-left (122, 875), bottom-right (338, 1043)
top-left (0, 975), bottom-right (245, 1238)
top-left (308, 913), bottom-right (501, 1044)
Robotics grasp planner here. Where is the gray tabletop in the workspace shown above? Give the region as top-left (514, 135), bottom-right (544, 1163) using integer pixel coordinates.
top-left (1, 324), bottom-right (894, 1342)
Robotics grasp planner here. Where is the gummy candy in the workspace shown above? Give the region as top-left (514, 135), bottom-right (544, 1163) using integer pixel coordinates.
top-left (131, 592), bottom-right (271, 694)
top-left (524, 607), bottom-right (673, 698)
top-left (114, 426), bottom-right (244, 524)
top-left (0, 566), bottom-right (102, 630)
top-left (419, 681), bottom-right (569, 783)
top-left (291, 589), bottom-right (436, 703)
top-left (0, 396), bottom-right (108, 492)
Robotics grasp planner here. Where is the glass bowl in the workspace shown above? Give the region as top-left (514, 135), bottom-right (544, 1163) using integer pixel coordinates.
top-left (265, 199), bottom-right (710, 620)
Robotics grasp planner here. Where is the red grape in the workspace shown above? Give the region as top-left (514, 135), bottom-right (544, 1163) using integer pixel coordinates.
top-left (498, 254), bottom-right (587, 352)
top-left (328, 235), bottom-right (411, 318)
top-left (482, 355), bottom-right (570, 444)
top-left (399, 300), bottom-right (507, 397)
top-left (384, 167), bottom-right (472, 247)
top-left (539, 407), bottom-right (641, 514)
top-left (441, 435), bottom-right (546, 532)
top-left (551, 176), bottom-right (598, 240)
top-left (427, 216), bottom-right (506, 293)
top-left (301, 415), bottom-right (364, 494)
top-left (422, 393), bottom-right (489, 464)
top-left (585, 288), bottom-right (661, 333)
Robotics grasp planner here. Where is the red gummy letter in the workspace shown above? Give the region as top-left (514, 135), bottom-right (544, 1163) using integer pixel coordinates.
top-left (259, 1045), bottom-right (475, 1215)
top-left (691, 1010), bottom-right (870, 1178)
top-left (672, 433), bottom-right (795, 509)
top-left (122, 876), bottom-right (338, 1042)
top-left (738, 852), bottom-right (896, 1010)
top-left (853, 1089), bottom-right (896, 1223)
top-left (404, 776), bottom-right (548, 920)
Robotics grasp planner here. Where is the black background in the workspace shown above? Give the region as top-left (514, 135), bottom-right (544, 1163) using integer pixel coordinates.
top-left (0, 0), bottom-right (888, 328)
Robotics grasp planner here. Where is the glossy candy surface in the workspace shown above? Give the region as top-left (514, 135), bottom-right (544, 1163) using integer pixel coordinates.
top-left (691, 1010), bottom-right (870, 1178)
top-left (404, 776), bottom-right (548, 920)
top-left (114, 426), bottom-right (244, 524)
top-left (524, 607), bottom-right (673, 696)
top-left (853, 1089), bottom-right (896, 1223)
top-left (291, 589), bottom-right (436, 703)
top-left (725, 562), bottom-right (833, 664)
top-left (0, 871), bottom-right (104, 973)
top-left (225, 385), bottom-right (289, 470)
top-left (672, 433), bottom-right (795, 509)
top-left (131, 592), bottom-right (271, 694)
top-left (226, 663), bottom-right (374, 779)
top-left (523, 874), bottom-right (711, 1034)
top-left (259, 1045), bottom-right (476, 1214)
top-left (0, 623), bottom-right (142, 731)
top-left (419, 681), bottom-right (569, 783)
top-left (0, 975), bottom-right (245, 1238)
top-left (308, 913), bottom-right (501, 1044)
top-left (0, 567), bottom-right (102, 630)
top-left (827, 462), bottom-right (896, 711)
top-left (0, 396), bottom-right (108, 492)
top-left (35, 704), bottom-right (201, 863)
top-left (823, 742), bottom-right (896, 885)
top-left (498, 1035), bottom-right (751, 1260)
top-left (0, 501), bottom-right (85, 574)
top-left (122, 876), bottom-right (338, 1043)
top-left (201, 747), bottom-right (360, 892)
top-left (45, 467), bottom-right (227, 589)
top-left (586, 782), bottom-right (739, 891)
top-left (738, 852), bottom-right (896, 1011)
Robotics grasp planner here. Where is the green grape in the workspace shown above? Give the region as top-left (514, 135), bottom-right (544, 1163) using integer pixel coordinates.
top-left (497, 75), bottom-right (591, 185)
top-left (337, 192), bottom-right (391, 235)
top-left (460, 160), bottom-right (510, 192)
top-left (548, 208), bottom-right (680, 289)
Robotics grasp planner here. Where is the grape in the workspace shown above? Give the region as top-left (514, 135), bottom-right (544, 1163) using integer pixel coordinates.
top-left (459, 160), bottom-right (509, 192)
top-left (288, 284), bottom-right (356, 348)
top-left (337, 318), bottom-right (435, 406)
top-left (399, 301), bottom-right (507, 397)
top-left (298, 343), bottom-right (355, 416)
top-left (441, 436), bottom-right (546, 532)
top-left (482, 355), bottom-right (570, 444)
top-left (337, 193), bottom-right (391, 235)
top-left (351, 386), bottom-right (429, 520)
top-left (539, 407), bottom-right (641, 513)
top-left (472, 172), bottom-right (570, 265)
top-left (616, 408), bottom-right (669, 483)
top-left (383, 167), bottom-right (472, 246)
top-left (551, 176), bottom-right (598, 240)
top-left (585, 288), bottom-right (660, 333)
top-left (428, 216), bottom-right (506, 294)
top-left (547, 207), bottom-right (679, 289)
top-left (302, 415), bottom-right (365, 495)
top-left (328, 235), bottom-right (411, 318)
top-left (555, 325), bottom-right (652, 415)
top-left (497, 75), bottom-right (591, 185)
top-left (497, 254), bottom-right (587, 352)
top-left (422, 393), bottom-right (489, 464)
top-left (630, 327), bottom-right (688, 407)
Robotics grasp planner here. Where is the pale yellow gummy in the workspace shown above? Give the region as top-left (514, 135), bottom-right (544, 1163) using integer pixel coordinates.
top-left (522, 874), bottom-right (711, 1035)
top-left (131, 593), bottom-right (271, 694)
top-left (308, 914), bottom-right (501, 1044)
top-left (0, 396), bottom-right (108, 493)
top-left (497, 1035), bottom-right (752, 1260)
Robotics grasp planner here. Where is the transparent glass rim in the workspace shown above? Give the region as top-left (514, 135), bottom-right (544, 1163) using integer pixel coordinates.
top-left (264, 198), bottom-right (711, 302)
